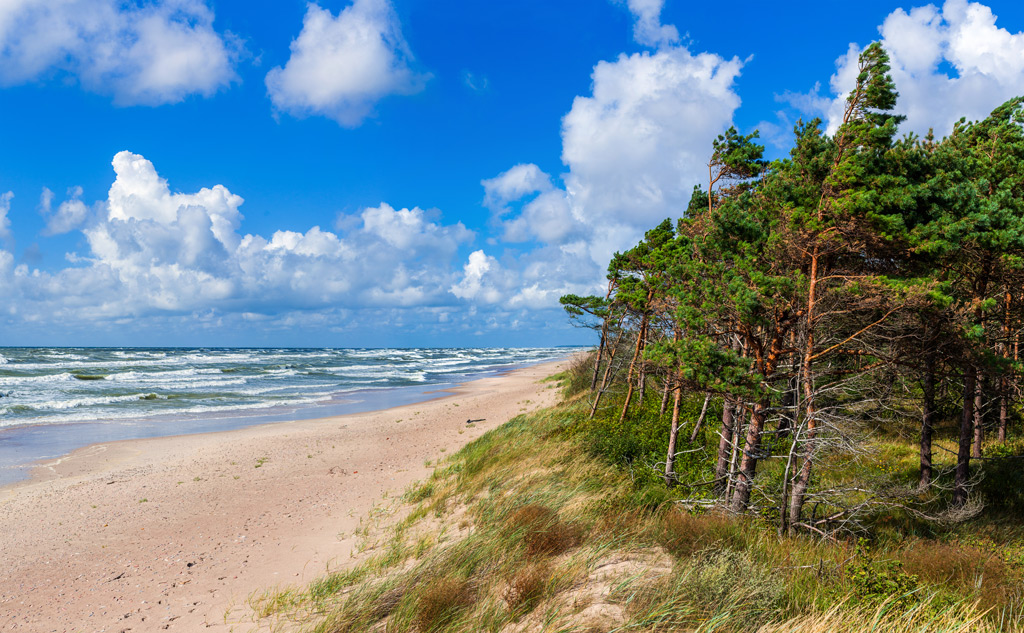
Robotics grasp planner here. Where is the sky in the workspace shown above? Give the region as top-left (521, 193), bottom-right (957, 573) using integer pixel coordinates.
top-left (1, 0), bottom-right (1024, 348)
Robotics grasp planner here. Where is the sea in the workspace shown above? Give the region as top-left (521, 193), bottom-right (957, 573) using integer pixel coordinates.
top-left (0, 347), bottom-right (575, 485)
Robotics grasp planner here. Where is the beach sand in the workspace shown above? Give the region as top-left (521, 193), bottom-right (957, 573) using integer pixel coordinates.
top-left (0, 359), bottom-right (567, 632)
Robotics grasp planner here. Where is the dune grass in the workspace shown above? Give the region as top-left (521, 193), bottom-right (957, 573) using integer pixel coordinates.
top-left (245, 366), bottom-right (1024, 632)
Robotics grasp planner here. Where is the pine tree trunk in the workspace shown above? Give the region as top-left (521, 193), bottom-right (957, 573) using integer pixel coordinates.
top-left (726, 405), bottom-right (745, 501)
top-left (778, 331), bottom-right (798, 438)
top-left (730, 401), bottom-right (767, 512)
top-left (638, 364), bottom-right (647, 407)
top-left (618, 315), bottom-right (648, 423)
top-left (789, 250), bottom-right (819, 529)
top-left (972, 374), bottom-right (984, 459)
top-left (663, 384), bottom-right (682, 486)
top-left (590, 284), bottom-right (615, 391)
top-left (590, 330), bottom-right (623, 419)
top-left (954, 365), bottom-right (978, 506)
top-left (715, 398), bottom-right (735, 496)
top-left (659, 378), bottom-right (671, 415)
top-left (999, 374), bottom-right (1008, 443)
top-left (689, 393), bottom-right (712, 443)
top-left (778, 374), bottom-right (796, 438)
top-left (919, 350), bottom-right (937, 488)
top-left (591, 323), bottom-right (607, 392)
top-left (1000, 290), bottom-right (1011, 442)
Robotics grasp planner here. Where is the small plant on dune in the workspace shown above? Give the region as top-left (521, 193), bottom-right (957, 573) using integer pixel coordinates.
top-left (506, 504), bottom-right (581, 557)
top-left (403, 481), bottom-right (435, 504)
top-left (414, 577), bottom-right (474, 632)
top-left (503, 561), bottom-right (551, 616)
top-left (558, 351), bottom-right (593, 398)
top-left (845, 539), bottom-right (920, 609)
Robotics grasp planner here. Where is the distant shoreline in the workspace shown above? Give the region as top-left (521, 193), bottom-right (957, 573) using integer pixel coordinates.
top-left (0, 353), bottom-right (575, 487)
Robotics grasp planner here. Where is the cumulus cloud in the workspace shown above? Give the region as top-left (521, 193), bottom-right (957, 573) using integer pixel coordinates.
top-left (360, 203), bottom-right (472, 253)
top-left (623, 0), bottom-right (680, 48)
top-left (450, 250), bottom-right (503, 303)
top-left (0, 151), bottom-right (481, 329)
top-left (792, 0), bottom-right (1024, 136)
top-left (491, 46), bottom-right (743, 246)
top-left (482, 165), bottom-right (581, 244)
top-left (266, 0), bottom-right (429, 126)
top-left (562, 47), bottom-right (741, 240)
top-left (0, 191), bottom-right (12, 245)
top-left (473, 9), bottom-right (743, 310)
top-left (482, 164), bottom-right (553, 216)
top-left (40, 186), bottom-right (90, 236)
top-left (0, 0), bottom-right (240, 105)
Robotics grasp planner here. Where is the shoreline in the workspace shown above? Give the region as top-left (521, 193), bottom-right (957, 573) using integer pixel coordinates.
top-left (0, 356), bottom-right (570, 488)
top-left (0, 358), bottom-right (568, 631)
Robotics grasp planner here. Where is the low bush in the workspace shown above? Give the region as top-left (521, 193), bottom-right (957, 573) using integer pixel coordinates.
top-left (414, 578), bottom-right (474, 632)
top-left (502, 561), bottom-right (550, 615)
top-left (506, 504), bottom-right (581, 557)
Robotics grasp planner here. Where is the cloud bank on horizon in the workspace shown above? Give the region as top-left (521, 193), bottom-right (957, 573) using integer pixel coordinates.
top-left (0, 0), bottom-right (1023, 345)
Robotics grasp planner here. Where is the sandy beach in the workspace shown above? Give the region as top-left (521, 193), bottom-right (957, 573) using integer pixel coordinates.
top-left (0, 359), bottom-right (567, 632)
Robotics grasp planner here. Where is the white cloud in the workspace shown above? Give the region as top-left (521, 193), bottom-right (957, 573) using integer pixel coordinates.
top-left (562, 47), bottom-right (741, 243)
top-left (624, 0), bottom-right (680, 48)
top-left (485, 47), bottom-right (743, 254)
top-left (473, 11), bottom-right (743, 310)
top-left (266, 0), bottom-right (429, 127)
top-left (40, 186), bottom-right (90, 236)
top-left (482, 164), bottom-right (583, 243)
top-left (482, 164), bottom-right (553, 216)
top-left (106, 151), bottom-right (243, 250)
top-left (0, 191), bottom-right (12, 245)
top-left (798, 0), bottom-right (1024, 136)
top-left (0, 0), bottom-right (240, 105)
top-left (450, 250), bottom-right (503, 303)
top-left (360, 203), bottom-right (471, 253)
top-left (0, 152), bottom-right (483, 328)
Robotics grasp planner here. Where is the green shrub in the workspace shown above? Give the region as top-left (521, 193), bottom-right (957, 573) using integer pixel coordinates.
top-left (845, 539), bottom-right (920, 609)
top-left (578, 390), bottom-right (716, 495)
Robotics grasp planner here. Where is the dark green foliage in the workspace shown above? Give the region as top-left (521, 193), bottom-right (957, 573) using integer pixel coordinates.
top-left (561, 39), bottom-right (1024, 534)
top-left (978, 440), bottom-right (1024, 516)
top-left (579, 390), bottom-right (713, 493)
top-left (845, 539), bottom-right (921, 610)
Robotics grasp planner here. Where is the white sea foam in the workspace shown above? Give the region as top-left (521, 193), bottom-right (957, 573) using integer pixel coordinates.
top-left (30, 393), bottom-right (156, 411)
top-left (0, 347), bottom-right (575, 432)
top-left (0, 372), bottom-right (77, 386)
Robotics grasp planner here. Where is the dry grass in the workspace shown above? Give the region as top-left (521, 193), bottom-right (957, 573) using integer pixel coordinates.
top-left (502, 561), bottom-right (551, 614)
top-left (414, 578), bottom-right (474, 632)
top-left (754, 598), bottom-right (995, 633)
top-left (506, 504), bottom-right (581, 557)
top-left (655, 509), bottom-right (748, 558)
top-left (901, 540), bottom-right (1014, 608)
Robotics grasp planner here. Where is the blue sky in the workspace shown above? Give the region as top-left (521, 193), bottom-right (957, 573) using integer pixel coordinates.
top-left (1, 0), bottom-right (1023, 347)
